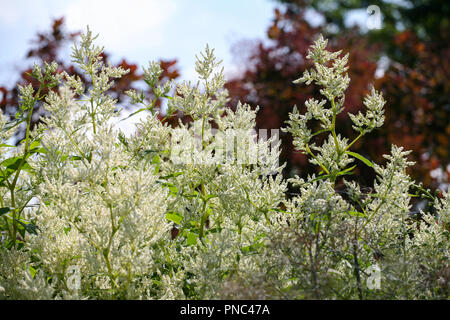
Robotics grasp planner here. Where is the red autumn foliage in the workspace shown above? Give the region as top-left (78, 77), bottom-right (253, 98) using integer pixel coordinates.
top-left (374, 31), bottom-right (450, 189)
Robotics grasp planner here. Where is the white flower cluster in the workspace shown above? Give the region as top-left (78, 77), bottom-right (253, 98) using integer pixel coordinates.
top-left (285, 34), bottom-right (387, 180)
top-left (274, 35), bottom-right (449, 299)
top-left (294, 34), bottom-right (350, 102)
top-left (0, 28), bottom-right (287, 299)
top-left (349, 88), bottom-right (385, 133)
top-left (0, 31), bottom-right (448, 300)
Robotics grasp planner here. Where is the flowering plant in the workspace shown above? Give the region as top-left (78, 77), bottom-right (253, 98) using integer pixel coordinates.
top-left (0, 30), bottom-right (448, 299)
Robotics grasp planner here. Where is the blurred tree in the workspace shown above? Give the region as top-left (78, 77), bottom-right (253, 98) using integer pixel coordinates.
top-left (374, 30), bottom-right (449, 189)
top-left (226, 2), bottom-right (449, 190)
top-left (0, 17), bottom-right (179, 142)
top-left (276, 0), bottom-right (449, 44)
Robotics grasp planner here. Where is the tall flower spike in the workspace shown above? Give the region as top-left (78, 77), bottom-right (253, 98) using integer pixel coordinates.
top-left (294, 34), bottom-right (349, 104)
top-left (349, 87), bottom-right (385, 133)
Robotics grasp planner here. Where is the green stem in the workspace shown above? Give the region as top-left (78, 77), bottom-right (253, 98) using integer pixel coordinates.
top-left (104, 205), bottom-right (119, 289)
top-left (88, 64), bottom-right (97, 134)
top-left (330, 98), bottom-right (340, 156)
top-left (201, 114), bottom-right (206, 150)
top-left (305, 144), bottom-right (329, 175)
top-left (199, 199), bottom-right (208, 240)
top-left (352, 219), bottom-right (363, 300)
top-left (198, 184), bottom-right (210, 240)
top-left (344, 132), bottom-right (364, 153)
top-left (361, 173), bottom-right (394, 232)
top-left (10, 86), bottom-right (41, 246)
top-left (1, 192), bottom-right (12, 240)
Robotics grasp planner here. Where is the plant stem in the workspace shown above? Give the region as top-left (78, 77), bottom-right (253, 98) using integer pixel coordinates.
top-left (104, 205), bottom-right (119, 289)
top-left (10, 86), bottom-right (41, 246)
top-left (330, 98), bottom-right (340, 156)
top-left (305, 144), bottom-right (329, 175)
top-left (352, 219), bottom-right (363, 300)
top-left (344, 131), bottom-right (364, 153)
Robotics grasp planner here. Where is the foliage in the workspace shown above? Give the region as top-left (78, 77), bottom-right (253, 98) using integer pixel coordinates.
top-left (374, 30), bottom-right (450, 190)
top-left (0, 30), bottom-right (448, 300)
top-left (277, 0), bottom-right (449, 44)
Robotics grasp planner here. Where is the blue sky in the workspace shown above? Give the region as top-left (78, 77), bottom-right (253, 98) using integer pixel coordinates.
top-left (0, 0), bottom-right (280, 85)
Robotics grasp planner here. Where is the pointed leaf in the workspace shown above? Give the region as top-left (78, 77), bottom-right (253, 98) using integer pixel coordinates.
top-left (0, 207), bottom-right (10, 216)
top-left (346, 151), bottom-right (374, 168)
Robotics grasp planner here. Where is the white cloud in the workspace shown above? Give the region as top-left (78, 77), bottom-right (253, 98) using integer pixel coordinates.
top-left (64, 0), bottom-right (177, 55)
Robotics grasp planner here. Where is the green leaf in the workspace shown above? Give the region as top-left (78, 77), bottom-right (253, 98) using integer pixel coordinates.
top-left (142, 149), bottom-right (158, 156)
top-left (120, 107), bottom-right (148, 122)
top-left (29, 265), bottom-right (37, 278)
top-left (348, 211), bottom-right (366, 218)
top-left (337, 165), bottom-right (357, 177)
top-left (21, 162), bottom-right (33, 173)
top-left (30, 147), bottom-right (47, 155)
top-left (166, 212), bottom-right (183, 225)
top-left (118, 132), bottom-right (129, 149)
top-left (16, 220), bottom-right (39, 235)
top-left (161, 182), bottom-right (178, 195)
top-left (160, 172), bottom-right (183, 180)
top-left (29, 140), bottom-right (47, 155)
top-left (182, 191), bottom-right (199, 199)
top-left (0, 207), bottom-right (10, 216)
top-left (205, 227), bottom-right (222, 235)
top-left (204, 194), bottom-right (217, 202)
top-left (86, 151), bottom-right (93, 163)
top-left (1, 156), bottom-right (22, 169)
top-left (241, 241), bottom-right (264, 255)
top-left (29, 140), bottom-right (41, 150)
top-left (2, 116), bottom-right (26, 132)
top-left (152, 154), bottom-right (160, 174)
top-left (186, 232), bottom-right (197, 246)
top-left (1, 156), bottom-right (32, 172)
top-left (63, 226), bottom-right (71, 235)
top-left (346, 151), bottom-right (374, 168)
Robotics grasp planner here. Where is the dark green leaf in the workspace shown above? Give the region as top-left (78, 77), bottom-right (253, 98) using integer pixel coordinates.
top-left (17, 220), bottom-right (40, 235)
top-left (0, 207), bottom-right (10, 216)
